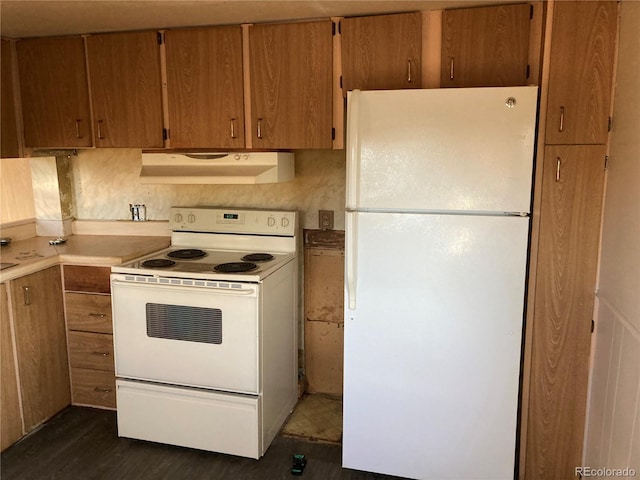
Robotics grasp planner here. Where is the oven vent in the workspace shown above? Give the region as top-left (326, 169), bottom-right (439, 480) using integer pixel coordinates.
top-left (146, 303), bottom-right (222, 344)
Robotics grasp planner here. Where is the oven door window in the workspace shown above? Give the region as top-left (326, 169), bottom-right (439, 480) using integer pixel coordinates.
top-left (146, 304), bottom-right (222, 344)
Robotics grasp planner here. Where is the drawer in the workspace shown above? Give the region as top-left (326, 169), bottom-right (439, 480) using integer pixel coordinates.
top-left (71, 367), bottom-right (116, 409)
top-left (116, 379), bottom-right (260, 458)
top-left (64, 265), bottom-right (111, 294)
top-left (68, 331), bottom-right (114, 371)
top-left (65, 292), bottom-right (112, 333)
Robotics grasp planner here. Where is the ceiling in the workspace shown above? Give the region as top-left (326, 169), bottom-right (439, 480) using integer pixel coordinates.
top-left (0, 0), bottom-right (510, 39)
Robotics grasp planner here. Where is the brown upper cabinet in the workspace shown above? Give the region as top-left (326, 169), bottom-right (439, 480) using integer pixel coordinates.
top-left (341, 12), bottom-right (422, 93)
top-left (1, 39), bottom-right (20, 157)
top-left (164, 27), bottom-right (245, 149)
top-left (17, 36), bottom-right (92, 149)
top-left (86, 31), bottom-right (164, 148)
top-left (249, 20), bottom-right (333, 149)
top-left (441, 3), bottom-right (531, 88)
top-left (544, 1), bottom-right (617, 145)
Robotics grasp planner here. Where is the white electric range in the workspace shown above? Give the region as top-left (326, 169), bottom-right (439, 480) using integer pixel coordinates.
top-left (110, 207), bottom-right (298, 459)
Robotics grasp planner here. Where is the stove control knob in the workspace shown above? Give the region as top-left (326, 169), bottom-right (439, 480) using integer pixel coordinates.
top-left (267, 216), bottom-right (276, 227)
top-left (174, 213), bottom-right (183, 223)
top-left (188, 214), bottom-right (196, 223)
top-left (281, 217), bottom-right (289, 227)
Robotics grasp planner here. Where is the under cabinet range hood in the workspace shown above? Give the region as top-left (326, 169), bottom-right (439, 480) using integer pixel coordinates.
top-left (139, 152), bottom-right (294, 184)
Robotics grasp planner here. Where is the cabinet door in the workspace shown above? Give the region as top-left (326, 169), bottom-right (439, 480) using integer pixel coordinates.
top-left (10, 266), bottom-right (70, 431)
top-left (17, 37), bottom-right (92, 148)
top-left (342, 12), bottom-right (421, 92)
top-left (87, 31), bottom-right (164, 148)
top-left (526, 145), bottom-right (606, 479)
top-left (249, 20), bottom-right (333, 149)
top-left (544, 1), bottom-right (617, 145)
top-left (165, 27), bottom-right (245, 148)
top-left (1, 283), bottom-right (23, 450)
top-left (441, 3), bottom-right (531, 87)
top-left (1, 39), bottom-right (19, 158)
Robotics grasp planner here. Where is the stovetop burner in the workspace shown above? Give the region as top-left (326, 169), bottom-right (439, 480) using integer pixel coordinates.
top-left (214, 262), bottom-right (258, 273)
top-left (241, 253), bottom-right (275, 262)
top-left (142, 259), bottom-right (176, 268)
top-left (167, 249), bottom-right (208, 259)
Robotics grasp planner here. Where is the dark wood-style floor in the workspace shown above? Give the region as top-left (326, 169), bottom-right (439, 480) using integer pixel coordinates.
top-left (1, 407), bottom-right (403, 480)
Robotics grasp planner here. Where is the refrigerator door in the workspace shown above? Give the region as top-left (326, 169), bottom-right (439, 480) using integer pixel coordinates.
top-left (346, 87), bottom-right (538, 214)
top-left (343, 211), bottom-right (529, 480)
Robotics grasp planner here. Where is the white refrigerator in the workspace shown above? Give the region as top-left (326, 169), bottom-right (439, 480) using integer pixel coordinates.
top-left (343, 87), bottom-right (538, 480)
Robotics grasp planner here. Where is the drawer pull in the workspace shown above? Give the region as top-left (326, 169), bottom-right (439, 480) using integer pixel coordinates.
top-left (23, 286), bottom-right (32, 306)
top-left (88, 313), bottom-right (107, 318)
top-left (91, 351), bottom-right (110, 357)
top-left (94, 387), bottom-right (113, 393)
top-left (257, 118), bottom-right (263, 139)
top-left (75, 119), bottom-right (83, 139)
top-left (230, 118), bottom-right (237, 139)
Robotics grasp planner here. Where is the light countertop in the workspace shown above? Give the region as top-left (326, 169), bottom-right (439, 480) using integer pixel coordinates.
top-left (0, 235), bottom-right (170, 282)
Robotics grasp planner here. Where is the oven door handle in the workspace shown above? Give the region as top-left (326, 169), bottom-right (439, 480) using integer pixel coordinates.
top-left (111, 278), bottom-right (258, 297)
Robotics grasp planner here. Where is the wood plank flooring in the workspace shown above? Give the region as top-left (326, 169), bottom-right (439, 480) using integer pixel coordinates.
top-left (1, 407), bottom-right (403, 480)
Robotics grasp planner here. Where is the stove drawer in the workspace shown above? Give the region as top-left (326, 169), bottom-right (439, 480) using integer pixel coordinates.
top-left (116, 379), bottom-right (261, 458)
top-left (68, 331), bottom-right (115, 371)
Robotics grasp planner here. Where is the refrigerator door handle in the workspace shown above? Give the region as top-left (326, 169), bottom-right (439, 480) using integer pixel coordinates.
top-left (345, 212), bottom-right (357, 310)
top-left (346, 90), bottom-right (361, 209)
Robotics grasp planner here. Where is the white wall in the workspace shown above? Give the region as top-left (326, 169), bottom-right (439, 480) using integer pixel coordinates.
top-left (583, 1), bottom-right (640, 475)
top-left (69, 148), bottom-right (346, 231)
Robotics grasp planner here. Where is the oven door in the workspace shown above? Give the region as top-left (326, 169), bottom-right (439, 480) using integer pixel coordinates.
top-left (111, 274), bottom-right (260, 394)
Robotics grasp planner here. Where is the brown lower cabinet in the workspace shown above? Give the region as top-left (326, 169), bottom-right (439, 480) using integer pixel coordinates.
top-left (525, 144), bottom-right (606, 479)
top-left (1, 283), bottom-right (22, 451)
top-left (6, 266), bottom-right (71, 436)
top-left (63, 266), bottom-right (116, 409)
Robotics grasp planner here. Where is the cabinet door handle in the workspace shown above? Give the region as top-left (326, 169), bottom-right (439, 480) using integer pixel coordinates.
top-left (256, 118), bottom-right (263, 139)
top-left (94, 387), bottom-right (113, 393)
top-left (556, 157), bottom-right (561, 182)
top-left (407, 59), bottom-right (413, 83)
top-left (97, 120), bottom-right (105, 140)
top-left (22, 286), bottom-right (31, 306)
top-left (88, 313), bottom-right (107, 318)
top-left (75, 119), bottom-right (83, 139)
top-left (559, 106), bottom-right (565, 132)
top-left (230, 118), bottom-right (237, 139)
top-left (449, 58), bottom-right (455, 80)
top-left (91, 351), bottom-right (110, 357)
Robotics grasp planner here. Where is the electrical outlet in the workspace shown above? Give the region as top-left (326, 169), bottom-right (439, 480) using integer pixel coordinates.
top-left (319, 210), bottom-right (334, 230)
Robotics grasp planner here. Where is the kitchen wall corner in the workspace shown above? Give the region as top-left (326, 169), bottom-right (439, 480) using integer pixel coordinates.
top-left (30, 155), bottom-right (74, 236)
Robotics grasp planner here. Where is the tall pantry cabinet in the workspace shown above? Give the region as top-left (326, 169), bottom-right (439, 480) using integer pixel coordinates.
top-left (524, 2), bottom-right (618, 479)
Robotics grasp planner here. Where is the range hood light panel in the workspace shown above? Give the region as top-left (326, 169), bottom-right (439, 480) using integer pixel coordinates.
top-left (139, 152), bottom-right (295, 184)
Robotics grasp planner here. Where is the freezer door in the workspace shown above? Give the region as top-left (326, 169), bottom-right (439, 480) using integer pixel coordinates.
top-left (346, 87), bottom-right (538, 213)
top-left (343, 211), bottom-right (529, 480)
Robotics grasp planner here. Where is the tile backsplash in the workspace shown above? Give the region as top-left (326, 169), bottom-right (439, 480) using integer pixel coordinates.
top-left (70, 149), bottom-right (346, 230)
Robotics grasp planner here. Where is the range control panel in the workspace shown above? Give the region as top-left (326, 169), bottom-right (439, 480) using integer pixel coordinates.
top-left (170, 207), bottom-right (297, 236)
